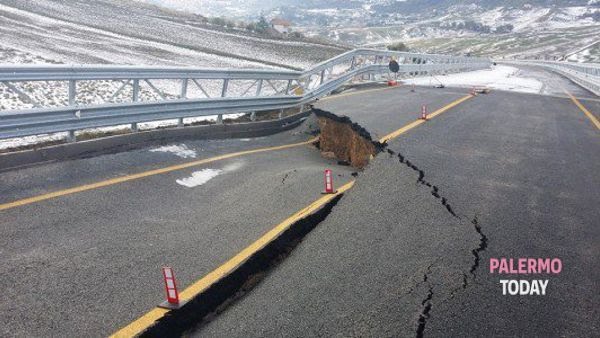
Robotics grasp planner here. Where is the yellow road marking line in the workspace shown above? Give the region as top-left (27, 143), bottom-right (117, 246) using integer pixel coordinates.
top-left (565, 91), bottom-right (600, 130)
top-left (379, 94), bottom-right (474, 143)
top-left (0, 138), bottom-right (318, 212)
top-left (110, 180), bottom-right (355, 338)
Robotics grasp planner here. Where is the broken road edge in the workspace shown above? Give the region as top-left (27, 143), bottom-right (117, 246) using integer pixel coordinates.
top-left (110, 181), bottom-right (355, 338)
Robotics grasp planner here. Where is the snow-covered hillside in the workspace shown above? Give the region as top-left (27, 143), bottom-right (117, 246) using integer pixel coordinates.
top-left (306, 3), bottom-right (600, 57)
top-left (0, 0), bottom-right (347, 69)
top-left (278, 2), bottom-right (599, 60)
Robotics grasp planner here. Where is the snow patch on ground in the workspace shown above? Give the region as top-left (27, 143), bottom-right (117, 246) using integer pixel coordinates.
top-left (0, 133), bottom-right (67, 151)
top-left (150, 144), bottom-right (197, 158)
top-left (404, 65), bottom-right (544, 94)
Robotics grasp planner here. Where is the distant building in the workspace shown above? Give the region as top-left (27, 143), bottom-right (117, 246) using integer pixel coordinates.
top-left (271, 18), bottom-right (292, 34)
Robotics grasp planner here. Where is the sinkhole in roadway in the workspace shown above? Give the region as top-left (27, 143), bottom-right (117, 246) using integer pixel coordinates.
top-left (312, 108), bottom-right (383, 168)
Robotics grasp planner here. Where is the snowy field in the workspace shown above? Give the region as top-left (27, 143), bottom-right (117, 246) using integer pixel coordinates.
top-left (0, 0), bottom-right (346, 69)
top-left (403, 65), bottom-right (543, 94)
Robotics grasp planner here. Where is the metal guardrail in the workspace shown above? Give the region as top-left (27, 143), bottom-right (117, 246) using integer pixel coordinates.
top-left (0, 48), bottom-right (490, 141)
top-left (507, 60), bottom-right (600, 96)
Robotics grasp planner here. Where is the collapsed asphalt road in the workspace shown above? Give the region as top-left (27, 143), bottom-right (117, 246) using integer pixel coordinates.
top-left (194, 87), bottom-right (599, 337)
top-left (1, 83), bottom-right (598, 337)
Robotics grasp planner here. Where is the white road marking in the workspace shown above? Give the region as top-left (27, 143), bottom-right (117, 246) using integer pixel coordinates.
top-left (150, 144), bottom-right (197, 158)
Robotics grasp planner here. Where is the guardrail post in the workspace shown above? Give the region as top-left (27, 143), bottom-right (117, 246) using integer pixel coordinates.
top-left (133, 79), bottom-right (140, 102)
top-left (177, 80), bottom-right (186, 126)
top-left (180, 79), bottom-right (188, 99)
top-left (320, 69), bottom-right (326, 84)
top-left (221, 79), bottom-right (229, 97)
top-left (217, 114), bottom-right (223, 124)
top-left (286, 79), bottom-right (292, 94)
top-left (250, 112), bottom-right (256, 121)
top-left (131, 123), bottom-right (138, 132)
top-left (68, 80), bottom-right (76, 106)
top-left (278, 108), bottom-right (283, 119)
top-left (255, 79), bottom-right (263, 96)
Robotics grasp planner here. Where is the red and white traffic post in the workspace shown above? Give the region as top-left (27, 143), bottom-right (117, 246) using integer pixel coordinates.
top-left (322, 169), bottom-right (337, 194)
top-left (421, 104), bottom-right (428, 120)
top-left (159, 267), bottom-right (184, 309)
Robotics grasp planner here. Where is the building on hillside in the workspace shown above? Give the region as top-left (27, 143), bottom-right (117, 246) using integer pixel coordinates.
top-left (271, 18), bottom-right (292, 34)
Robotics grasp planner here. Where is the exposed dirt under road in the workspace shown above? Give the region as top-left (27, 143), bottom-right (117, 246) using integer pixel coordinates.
top-left (313, 108), bottom-right (383, 168)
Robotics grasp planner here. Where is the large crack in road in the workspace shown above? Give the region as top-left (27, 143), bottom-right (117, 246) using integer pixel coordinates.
top-left (381, 146), bottom-right (489, 336)
top-left (193, 90), bottom-right (600, 338)
top-left (179, 109), bottom-right (487, 337)
top-left (308, 109), bottom-right (490, 337)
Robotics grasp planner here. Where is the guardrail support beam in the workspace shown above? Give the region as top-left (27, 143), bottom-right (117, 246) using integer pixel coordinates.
top-left (255, 79), bottom-right (263, 96)
top-left (133, 79), bottom-right (140, 102)
top-left (68, 80), bottom-right (76, 106)
top-left (221, 79), bottom-right (229, 97)
top-left (180, 79), bottom-right (188, 99)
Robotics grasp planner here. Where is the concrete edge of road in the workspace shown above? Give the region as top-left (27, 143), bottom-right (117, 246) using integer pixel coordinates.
top-left (0, 110), bottom-right (311, 172)
top-left (111, 181), bottom-right (355, 338)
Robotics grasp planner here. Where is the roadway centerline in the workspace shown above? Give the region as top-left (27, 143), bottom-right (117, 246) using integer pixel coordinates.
top-left (0, 138), bottom-right (317, 212)
top-left (110, 180), bottom-right (355, 338)
top-left (379, 94), bottom-right (474, 143)
top-left (565, 90), bottom-right (600, 130)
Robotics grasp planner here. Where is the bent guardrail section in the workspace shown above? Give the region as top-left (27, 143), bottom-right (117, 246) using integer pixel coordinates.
top-left (0, 48), bottom-right (490, 141)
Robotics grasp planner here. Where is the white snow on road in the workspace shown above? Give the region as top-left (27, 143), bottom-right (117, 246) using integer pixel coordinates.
top-left (403, 65), bottom-right (544, 94)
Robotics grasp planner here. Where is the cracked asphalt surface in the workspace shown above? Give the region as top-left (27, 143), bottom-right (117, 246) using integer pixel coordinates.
top-left (195, 83), bottom-right (599, 336)
top-left (1, 69), bottom-right (599, 337)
